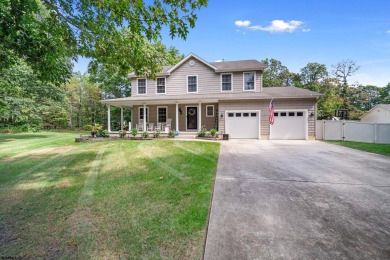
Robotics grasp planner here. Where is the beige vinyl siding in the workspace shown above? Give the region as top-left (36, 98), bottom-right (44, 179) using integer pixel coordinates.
top-left (133, 102), bottom-right (218, 132)
top-left (131, 57), bottom-right (263, 97)
top-left (219, 98), bottom-right (316, 139)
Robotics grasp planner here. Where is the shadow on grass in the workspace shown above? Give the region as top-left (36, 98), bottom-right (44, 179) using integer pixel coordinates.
top-left (0, 148), bottom-right (108, 258)
top-left (0, 134), bottom-right (50, 142)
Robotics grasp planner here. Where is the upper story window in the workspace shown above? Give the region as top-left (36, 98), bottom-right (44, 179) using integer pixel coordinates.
top-left (243, 72), bottom-right (255, 91)
top-left (138, 78), bottom-right (146, 94)
top-left (187, 75), bottom-right (198, 93)
top-left (156, 78), bottom-right (166, 94)
top-left (221, 74), bottom-right (232, 91)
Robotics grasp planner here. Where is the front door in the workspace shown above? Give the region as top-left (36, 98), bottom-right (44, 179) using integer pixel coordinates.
top-left (187, 107), bottom-right (198, 130)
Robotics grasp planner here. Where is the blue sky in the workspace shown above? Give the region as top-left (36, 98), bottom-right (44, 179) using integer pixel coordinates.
top-left (74, 0), bottom-right (390, 87)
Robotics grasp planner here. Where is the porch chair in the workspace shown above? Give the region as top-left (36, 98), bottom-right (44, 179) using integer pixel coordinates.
top-left (147, 123), bottom-right (154, 132)
top-left (165, 118), bottom-right (172, 129)
top-left (155, 123), bottom-right (162, 131)
top-left (136, 119), bottom-right (144, 131)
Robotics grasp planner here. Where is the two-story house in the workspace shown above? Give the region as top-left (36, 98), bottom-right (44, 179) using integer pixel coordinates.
top-left (101, 53), bottom-right (322, 139)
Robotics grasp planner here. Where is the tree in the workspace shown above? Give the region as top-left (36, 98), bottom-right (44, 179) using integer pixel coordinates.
top-left (298, 62), bottom-right (328, 92)
top-left (349, 85), bottom-right (382, 111)
top-left (1, 0), bottom-right (208, 84)
top-left (332, 59), bottom-right (360, 107)
top-left (261, 58), bottom-right (293, 87)
top-left (0, 57), bottom-right (68, 129)
top-left (379, 83), bottom-right (390, 104)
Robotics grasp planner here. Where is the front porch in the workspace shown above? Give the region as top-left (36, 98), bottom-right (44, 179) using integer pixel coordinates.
top-left (105, 101), bottom-right (219, 133)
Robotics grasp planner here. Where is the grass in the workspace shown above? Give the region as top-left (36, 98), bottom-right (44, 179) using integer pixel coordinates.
top-left (326, 141), bottom-right (390, 156)
top-left (0, 132), bottom-right (220, 259)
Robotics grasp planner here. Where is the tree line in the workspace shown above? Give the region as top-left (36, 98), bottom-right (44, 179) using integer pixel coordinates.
top-left (262, 58), bottom-right (390, 119)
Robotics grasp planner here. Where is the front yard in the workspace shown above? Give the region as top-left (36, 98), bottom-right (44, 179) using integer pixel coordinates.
top-left (0, 132), bottom-right (220, 259)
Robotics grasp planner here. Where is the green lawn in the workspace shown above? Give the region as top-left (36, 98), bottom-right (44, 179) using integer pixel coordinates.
top-left (326, 141), bottom-right (390, 156)
top-left (0, 132), bottom-right (220, 259)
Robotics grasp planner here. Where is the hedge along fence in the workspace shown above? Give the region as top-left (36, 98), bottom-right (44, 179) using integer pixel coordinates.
top-left (316, 120), bottom-right (390, 144)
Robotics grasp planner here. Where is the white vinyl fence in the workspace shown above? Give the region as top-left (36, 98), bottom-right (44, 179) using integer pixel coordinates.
top-left (316, 120), bottom-right (390, 144)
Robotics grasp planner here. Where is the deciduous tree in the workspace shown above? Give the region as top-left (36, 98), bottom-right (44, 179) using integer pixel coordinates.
top-left (0, 0), bottom-right (208, 84)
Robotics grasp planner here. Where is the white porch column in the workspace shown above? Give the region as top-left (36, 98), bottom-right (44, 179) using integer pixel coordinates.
top-left (107, 105), bottom-right (111, 132)
top-left (198, 102), bottom-right (202, 131)
top-left (176, 103), bottom-right (179, 132)
top-left (143, 104), bottom-right (147, 131)
top-left (120, 107), bottom-right (124, 130)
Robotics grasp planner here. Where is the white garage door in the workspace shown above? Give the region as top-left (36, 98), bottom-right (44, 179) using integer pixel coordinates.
top-left (270, 111), bottom-right (307, 140)
top-left (225, 111), bottom-right (260, 139)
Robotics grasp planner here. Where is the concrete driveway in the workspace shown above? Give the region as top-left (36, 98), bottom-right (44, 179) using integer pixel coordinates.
top-left (204, 140), bottom-right (390, 259)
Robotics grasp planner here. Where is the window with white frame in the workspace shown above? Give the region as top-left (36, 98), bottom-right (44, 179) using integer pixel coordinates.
top-left (157, 107), bottom-right (167, 123)
top-left (156, 78), bottom-right (166, 94)
top-left (139, 107), bottom-right (149, 122)
top-left (187, 76), bottom-right (197, 92)
top-left (243, 72), bottom-right (255, 91)
top-left (138, 79), bottom-right (146, 94)
top-left (221, 74), bottom-right (232, 91)
top-left (206, 105), bottom-right (214, 117)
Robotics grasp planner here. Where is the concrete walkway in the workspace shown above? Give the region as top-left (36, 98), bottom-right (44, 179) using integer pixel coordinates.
top-left (204, 140), bottom-right (390, 259)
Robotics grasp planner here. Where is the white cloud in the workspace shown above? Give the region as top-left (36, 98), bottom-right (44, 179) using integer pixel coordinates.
top-left (249, 20), bottom-right (304, 33)
top-left (386, 30), bottom-right (390, 33)
top-left (235, 20), bottom-right (251, 27)
top-left (302, 28), bottom-right (311, 32)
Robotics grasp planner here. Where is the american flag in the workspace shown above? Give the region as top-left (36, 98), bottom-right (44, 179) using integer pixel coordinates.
top-left (269, 99), bottom-right (275, 125)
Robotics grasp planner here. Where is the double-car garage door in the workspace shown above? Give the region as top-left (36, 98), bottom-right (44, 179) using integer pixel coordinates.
top-left (225, 110), bottom-right (307, 139)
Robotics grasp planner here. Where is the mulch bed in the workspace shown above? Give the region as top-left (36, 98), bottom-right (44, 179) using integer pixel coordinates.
top-left (75, 136), bottom-right (173, 142)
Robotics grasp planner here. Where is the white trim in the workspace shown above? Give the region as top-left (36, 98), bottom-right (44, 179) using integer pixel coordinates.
top-left (242, 72), bottom-right (256, 91)
top-left (175, 103), bottom-right (179, 132)
top-left (157, 106), bottom-right (168, 123)
top-left (155, 77), bottom-right (166, 94)
top-left (220, 73), bottom-right (233, 92)
top-left (138, 106), bottom-right (149, 123)
top-left (270, 109), bottom-right (308, 140)
top-left (206, 105), bottom-right (214, 117)
top-left (185, 105), bottom-right (199, 131)
top-left (187, 75), bottom-right (198, 93)
top-left (107, 105), bottom-right (111, 132)
top-left (224, 110), bottom-right (261, 139)
top-left (137, 78), bottom-right (147, 95)
top-left (167, 53), bottom-right (217, 73)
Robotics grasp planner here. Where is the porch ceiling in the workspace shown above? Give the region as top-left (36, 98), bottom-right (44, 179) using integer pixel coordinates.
top-left (101, 98), bottom-right (219, 107)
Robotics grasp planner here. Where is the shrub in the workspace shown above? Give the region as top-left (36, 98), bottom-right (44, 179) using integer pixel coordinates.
top-left (197, 125), bottom-right (207, 137)
top-left (210, 128), bottom-right (218, 137)
top-left (153, 130), bottom-right (161, 138)
top-left (168, 130), bottom-right (175, 138)
top-left (119, 130), bottom-right (126, 138)
top-left (97, 130), bottom-right (110, 138)
top-left (131, 128), bottom-right (138, 137)
top-left (142, 131), bottom-right (149, 138)
top-left (84, 124), bottom-right (93, 131)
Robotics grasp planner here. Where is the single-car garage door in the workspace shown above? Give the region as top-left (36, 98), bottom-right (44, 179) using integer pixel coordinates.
top-left (270, 110), bottom-right (307, 140)
top-left (225, 111), bottom-right (260, 139)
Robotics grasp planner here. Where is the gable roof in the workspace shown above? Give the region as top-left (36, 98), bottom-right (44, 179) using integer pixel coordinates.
top-left (361, 104), bottom-right (390, 119)
top-left (129, 53), bottom-right (265, 78)
top-left (167, 53), bottom-right (217, 73)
